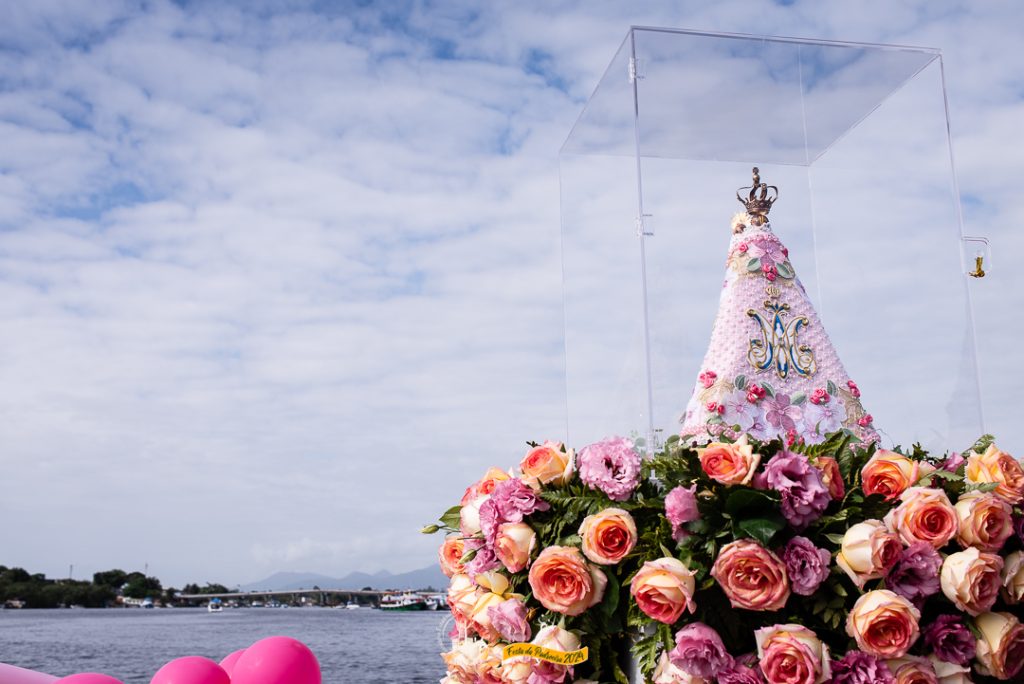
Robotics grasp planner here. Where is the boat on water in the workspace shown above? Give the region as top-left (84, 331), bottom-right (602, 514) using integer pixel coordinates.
top-left (378, 593), bottom-right (427, 611)
top-left (141, 597), bottom-right (154, 609)
top-left (207, 598), bottom-right (224, 613)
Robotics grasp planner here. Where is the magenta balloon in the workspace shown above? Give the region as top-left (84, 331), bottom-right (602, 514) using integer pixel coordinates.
top-left (218, 649), bottom-right (247, 676)
top-left (231, 636), bottom-right (321, 684)
top-left (56, 676), bottom-right (124, 684)
top-left (149, 656), bottom-right (229, 684)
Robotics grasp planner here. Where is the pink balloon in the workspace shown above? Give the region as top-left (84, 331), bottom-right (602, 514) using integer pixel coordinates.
top-left (218, 649), bottom-right (247, 676)
top-left (150, 657), bottom-right (229, 684)
top-left (56, 676), bottom-right (124, 684)
top-left (231, 636), bottom-right (321, 684)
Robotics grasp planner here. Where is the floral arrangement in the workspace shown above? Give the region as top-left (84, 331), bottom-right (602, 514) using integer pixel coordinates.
top-left (425, 431), bottom-right (1024, 684)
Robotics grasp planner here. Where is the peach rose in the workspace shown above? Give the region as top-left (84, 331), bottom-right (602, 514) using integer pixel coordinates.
top-left (442, 638), bottom-right (491, 683)
top-left (448, 572), bottom-right (479, 625)
top-left (886, 656), bottom-right (938, 684)
top-left (711, 539), bottom-right (790, 611)
top-left (579, 508), bottom-right (637, 565)
top-left (629, 557), bottom-right (696, 624)
top-left (440, 534), bottom-right (467, 577)
top-left (927, 657), bottom-right (972, 684)
top-left (815, 456), bottom-right (845, 500)
top-left (1002, 551), bottom-right (1024, 604)
top-left (532, 623), bottom-right (582, 652)
top-left (846, 589), bottom-right (921, 658)
top-left (470, 571), bottom-right (518, 643)
top-left (698, 434), bottom-right (759, 485)
top-left (755, 624), bottom-right (830, 684)
top-left (496, 656), bottom-right (534, 684)
top-left (835, 519), bottom-right (902, 588)
top-left (954, 491), bottom-right (1013, 552)
top-left (461, 467), bottom-right (512, 505)
top-left (966, 444), bottom-right (1024, 504)
top-left (885, 486), bottom-right (958, 548)
top-left (528, 545), bottom-right (606, 616)
top-left (861, 450), bottom-right (923, 501)
top-left (940, 547), bottom-right (1003, 616)
top-left (520, 441), bottom-right (574, 489)
top-left (974, 611), bottom-right (1024, 681)
top-left (653, 651), bottom-right (708, 683)
top-left (494, 522), bottom-right (536, 574)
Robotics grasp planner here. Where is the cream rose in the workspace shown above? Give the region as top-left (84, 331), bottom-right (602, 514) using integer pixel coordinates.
top-left (861, 450), bottom-right (922, 501)
top-left (885, 486), bottom-right (958, 548)
top-left (520, 441), bottom-right (574, 489)
top-left (460, 494), bottom-right (488, 536)
top-left (940, 547), bottom-right (1003, 616)
top-left (974, 611), bottom-right (1024, 680)
top-left (494, 522), bottom-right (536, 574)
top-left (442, 638), bottom-right (490, 683)
top-left (579, 508), bottom-right (637, 565)
top-left (755, 624), bottom-right (831, 684)
top-left (448, 572), bottom-right (479, 625)
top-left (886, 656), bottom-right (938, 684)
top-left (497, 656), bottom-right (534, 684)
top-left (527, 545), bottom-right (606, 616)
top-left (1001, 550), bottom-right (1024, 604)
top-left (846, 589), bottom-right (921, 658)
top-left (966, 444), bottom-right (1024, 504)
top-left (698, 434), bottom-right (760, 485)
top-left (629, 557), bottom-right (696, 624)
top-left (532, 623), bottom-right (582, 652)
top-left (653, 652), bottom-right (708, 683)
top-left (836, 519), bottom-right (902, 588)
top-left (954, 491), bottom-right (1013, 552)
top-left (711, 539), bottom-right (790, 611)
top-left (439, 534), bottom-right (467, 577)
top-left (927, 657), bottom-right (972, 684)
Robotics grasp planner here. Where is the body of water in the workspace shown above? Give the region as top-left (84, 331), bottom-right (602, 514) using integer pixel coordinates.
top-left (0, 607), bottom-right (450, 682)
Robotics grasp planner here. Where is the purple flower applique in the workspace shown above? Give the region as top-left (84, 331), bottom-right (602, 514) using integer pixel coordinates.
top-left (763, 393), bottom-right (803, 433)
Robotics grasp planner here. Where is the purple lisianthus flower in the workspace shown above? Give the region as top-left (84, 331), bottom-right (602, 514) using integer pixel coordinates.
top-left (717, 661), bottom-right (763, 684)
top-left (829, 651), bottom-right (894, 684)
top-left (665, 485), bottom-right (699, 542)
top-left (923, 614), bottom-right (976, 666)
top-left (487, 597), bottom-right (531, 643)
top-left (577, 436), bottom-right (642, 502)
top-left (462, 539), bottom-right (499, 578)
top-left (887, 541), bottom-right (942, 604)
top-left (490, 477), bottom-right (550, 523)
top-left (763, 451), bottom-right (831, 530)
top-left (942, 451), bottom-right (966, 473)
top-left (763, 393), bottom-right (803, 432)
top-left (478, 498), bottom-right (501, 545)
top-left (669, 623), bottom-right (732, 679)
top-left (782, 536), bottom-right (830, 596)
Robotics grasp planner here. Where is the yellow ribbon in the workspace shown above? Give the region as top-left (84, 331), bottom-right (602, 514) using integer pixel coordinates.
top-left (501, 643), bottom-right (589, 665)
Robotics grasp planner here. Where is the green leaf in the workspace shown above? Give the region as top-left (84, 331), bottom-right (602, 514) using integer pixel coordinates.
top-left (826, 380), bottom-right (838, 395)
top-left (791, 391), bottom-right (807, 405)
top-left (600, 568), bottom-right (620, 622)
top-left (824, 533), bottom-right (846, 545)
top-left (439, 505), bottom-right (462, 530)
top-left (747, 257), bottom-right (762, 272)
top-left (762, 381), bottom-right (776, 397)
top-left (735, 516), bottom-right (786, 546)
top-left (735, 374), bottom-right (747, 390)
top-left (725, 488), bottom-right (781, 518)
top-left (776, 261), bottom-right (794, 279)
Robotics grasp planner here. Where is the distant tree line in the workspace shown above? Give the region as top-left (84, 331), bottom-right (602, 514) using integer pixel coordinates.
top-left (0, 564), bottom-right (230, 608)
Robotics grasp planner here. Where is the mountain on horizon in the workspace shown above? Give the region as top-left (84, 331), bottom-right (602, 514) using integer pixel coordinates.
top-left (239, 564), bottom-right (446, 592)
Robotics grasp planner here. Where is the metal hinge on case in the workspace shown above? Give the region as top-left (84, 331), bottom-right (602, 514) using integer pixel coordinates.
top-left (635, 214), bottom-right (653, 237)
top-left (962, 236), bottom-right (990, 278)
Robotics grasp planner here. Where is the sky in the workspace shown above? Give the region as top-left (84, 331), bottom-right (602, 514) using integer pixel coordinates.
top-left (1, 0), bottom-right (1022, 589)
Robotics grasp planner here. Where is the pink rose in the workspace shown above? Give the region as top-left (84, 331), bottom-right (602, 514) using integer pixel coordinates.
top-left (711, 539), bottom-right (790, 611)
top-left (836, 520), bottom-right (902, 588)
top-left (954, 491), bottom-right (1013, 552)
top-left (846, 590), bottom-right (921, 659)
top-left (579, 508), bottom-right (637, 565)
top-left (698, 435), bottom-right (759, 486)
top-left (494, 522), bottom-right (536, 574)
top-left (940, 547), bottom-right (1003, 616)
top-left (974, 611), bottom-right (1024, 681)
top-left (885, 487), bottom-right (958, 549)
top-left (519, 441), bottom-right (574, 489)
top-left (460, 467), bottom-right (512, 506)
top-left (886, 656), bottom-right (938, 684)
top-left (966, 444), bottom-right (1024, 504)
top-left (527, 545), bottom-right (606, 616)
top-left (665, 485), bottom-right (700, 542)
top-left (755, 624), bottom-right (830, 684)
top-left (630, 557), bottom-right (696, 624)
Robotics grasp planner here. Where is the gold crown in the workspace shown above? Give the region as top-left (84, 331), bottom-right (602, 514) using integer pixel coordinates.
top-left (736, 167), bottom-right (778, 226)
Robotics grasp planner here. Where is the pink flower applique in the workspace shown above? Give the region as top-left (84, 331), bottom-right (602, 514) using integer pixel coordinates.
top-left (698, 370), bottom-right (717, 389)
top-left (857, 413), bottom-right (873, 427)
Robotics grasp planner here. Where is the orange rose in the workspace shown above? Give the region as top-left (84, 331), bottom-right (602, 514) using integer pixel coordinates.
top-left (846, 589), bottom-right (920, 659)
top-left (940, 547), bottom-right (1003, 616)
top-left (974, 611), bottom-right (1024, 681)
top-left (861, 450), bottom-right (923, 501)
top-left (629, 557), bottom-right (696, 624)
top-left (815, 456), bottom-right (845, 500)
top-left (461, 467), bottom-right (512, 505)
top-left (698, 435), bottom-right (759, 485)
top-left (439, 534), bottom-right (467, 577)
top-left (494, 523), bottom-right (535, 574)
top-left (884, 486), bottom-right (958, 548)
top-left (966, 444), bottom-right (1024, 504)
top-left (710, 539), bottom-right (790, 611)
top-left (527, 545), bottom-right (606, 616)
top-left (579, 508), bottom-right (637, 565)
top-left (954, 491), bottom-right (1013, 552)
top-left (520, 441), bottom-right (574, 489)
top-left (836, 519), bottom-right (902, 588)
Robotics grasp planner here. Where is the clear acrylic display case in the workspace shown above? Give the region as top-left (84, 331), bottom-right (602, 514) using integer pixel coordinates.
top-left (559, 27), bottom-right (983, 455)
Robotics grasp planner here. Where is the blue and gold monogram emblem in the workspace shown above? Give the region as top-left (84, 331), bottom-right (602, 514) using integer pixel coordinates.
top-left (747, 287), bottom-right (816, 379)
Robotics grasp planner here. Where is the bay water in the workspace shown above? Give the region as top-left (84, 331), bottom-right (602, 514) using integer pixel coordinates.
top-left (0, 607), bottom-right (450, 682)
